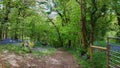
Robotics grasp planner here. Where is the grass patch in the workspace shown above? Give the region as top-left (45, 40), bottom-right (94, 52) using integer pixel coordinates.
top-left (0, 44), bottom-right (56, 57)
top-left (32, 47), bottom-right (56, 57)
top-left (66, 48), bottom-right (107, 68)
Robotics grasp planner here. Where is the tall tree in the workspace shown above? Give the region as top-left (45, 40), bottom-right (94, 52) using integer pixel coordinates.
top-left (1, 0), bottom-right (11, 39)
top-left (76, 0), bottom-right (89, 53)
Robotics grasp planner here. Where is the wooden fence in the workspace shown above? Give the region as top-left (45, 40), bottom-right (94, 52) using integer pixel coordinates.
top-left (90, 37), bottom-right (120, 68)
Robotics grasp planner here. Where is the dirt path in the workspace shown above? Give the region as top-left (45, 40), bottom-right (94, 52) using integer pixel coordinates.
top-left (0, 49), bottom-right (80, 68)
top-left (43, 49), bottom-right (80, 68)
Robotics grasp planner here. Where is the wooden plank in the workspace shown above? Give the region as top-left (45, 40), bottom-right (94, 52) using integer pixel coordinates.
top-left (109, 65), bottom-right (116, 68)
top-left (107, 37), bottom-right (120, 40)
top-left (110, 54), bottom-right (120, 59)
top-left (110, 50), bottom-right (120, 55)
top-left (90, 45), bottom-right (107, 62)
top-left (109, 61), bottom-right (115, 65)
top-left (90, 47), bottom-right (93, 62)
top-left (90, 45), bottom-right (107, 50)
top-left (110, 58), bottom-right (120, 64)
top-left (110, 61), bottom-right (120, 67)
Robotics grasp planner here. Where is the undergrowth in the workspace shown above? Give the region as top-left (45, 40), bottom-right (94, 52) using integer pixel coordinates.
top-left (66, 48), bottom-right (106, 68)
top-left (0, 44), bottom-right (56, 57)
top-left (66, 41), bottom-right (107, 68)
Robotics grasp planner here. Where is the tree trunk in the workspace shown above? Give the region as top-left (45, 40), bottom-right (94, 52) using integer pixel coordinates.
top-left (80, 0), bottom-right (89, 50)
top-left (5, 27), bottom-right (8, 39)
top-left (0, 32), bottom-right (2, 40)
top-left (68, 40), bottom-right (71, 48)
top-left (3, 0), bottom-right (11, 39)
top-left (116, 13), bottom-right (120, 42)
top-left (90, 15), bottom-right (96, 45)
top-left (0, 25), bottom-right (3, 40)
top-left (117, 14), bottom-right (120, 26)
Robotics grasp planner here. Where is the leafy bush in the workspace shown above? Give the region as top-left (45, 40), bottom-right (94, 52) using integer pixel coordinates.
top-left (28, 42), bottom-right (34, 48)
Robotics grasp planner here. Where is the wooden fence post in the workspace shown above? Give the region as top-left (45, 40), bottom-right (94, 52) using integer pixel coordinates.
top-left (90, 46), bottom-right (93, 62)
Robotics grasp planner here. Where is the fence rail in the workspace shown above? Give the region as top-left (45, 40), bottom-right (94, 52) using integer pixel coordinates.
top-left (90, 45), bottom-right (107, 61)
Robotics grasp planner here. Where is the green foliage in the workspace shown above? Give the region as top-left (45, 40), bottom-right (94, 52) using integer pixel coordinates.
top-left (0, 44), bottom-right (30, 54)
top-left (32, 47), bottom-right (56, 57)
top-left (0, 0), bottom-right (119, 47)
top-left (0, 0), bottom-right (120, 67)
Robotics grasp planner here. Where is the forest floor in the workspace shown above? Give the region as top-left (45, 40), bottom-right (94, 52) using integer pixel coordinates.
top-left (0, 49), bottom-right (80, 68)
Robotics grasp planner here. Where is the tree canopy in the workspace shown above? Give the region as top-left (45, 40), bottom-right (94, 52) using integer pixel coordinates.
top-left (0, 0), bottom-right (119, 52)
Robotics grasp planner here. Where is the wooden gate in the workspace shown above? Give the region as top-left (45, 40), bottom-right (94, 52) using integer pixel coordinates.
top-left (90, 37), bottom-right (120, 68)
top-left (107, 37), bottom-right (120, 68)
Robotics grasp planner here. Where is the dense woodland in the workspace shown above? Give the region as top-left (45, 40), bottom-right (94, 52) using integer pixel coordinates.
top-left (0, 0), bottom-right (120, 67)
